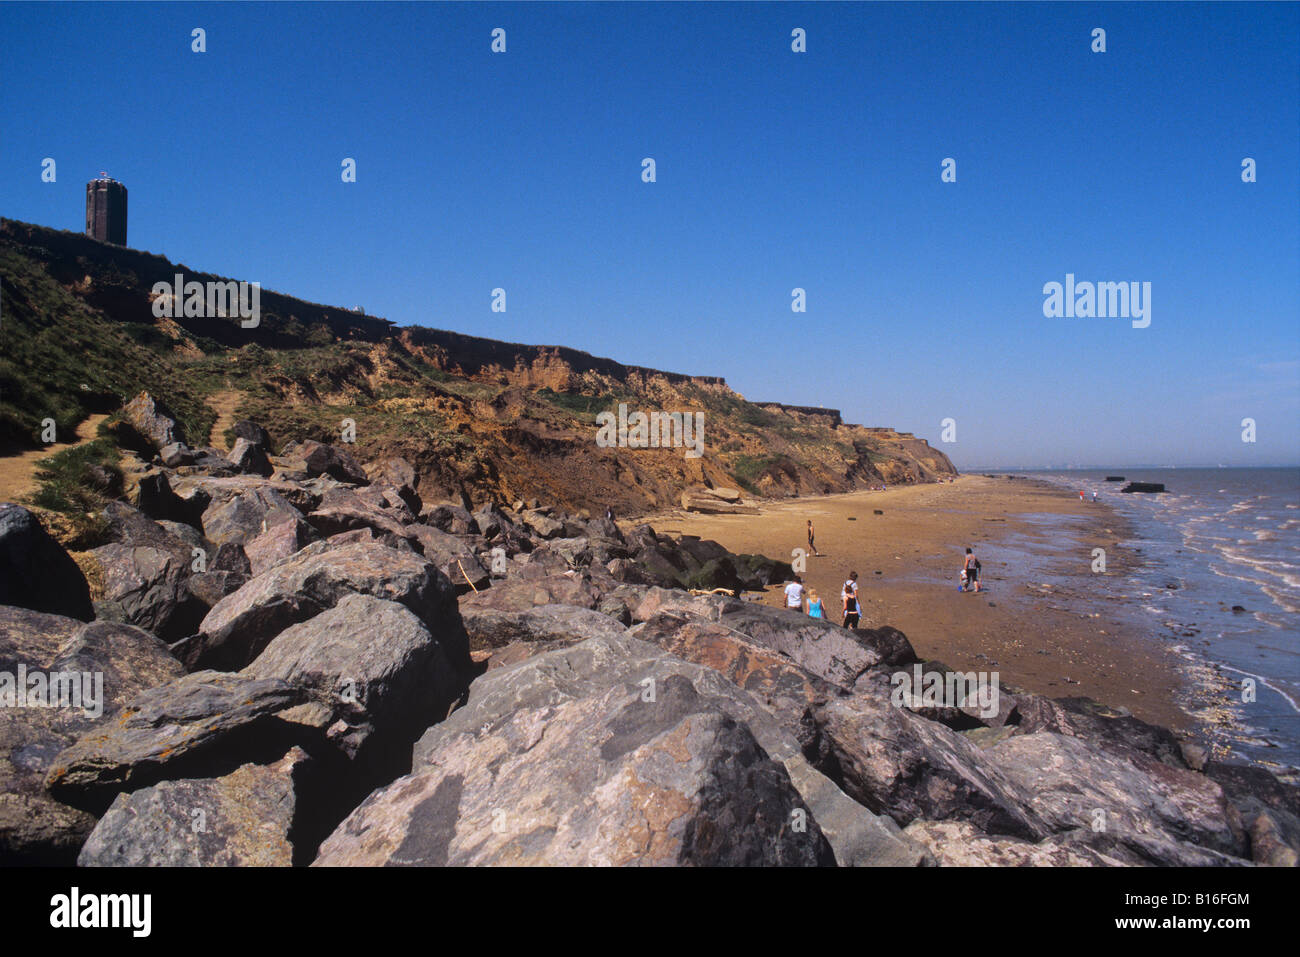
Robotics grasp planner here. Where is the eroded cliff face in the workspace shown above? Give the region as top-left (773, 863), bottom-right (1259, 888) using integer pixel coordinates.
top-left (1, 217), bottom-right (956, 516)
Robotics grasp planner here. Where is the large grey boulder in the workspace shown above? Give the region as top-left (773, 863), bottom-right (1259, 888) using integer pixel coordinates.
top-left (629, 612), bottom-right (836, 762)
top-left (44, 671), bottom-right (336, 813)
top-left (820, 691), bottom-right (1047, 839)
top-left (361, 460), bottom-right (422, 515)
top-left (159, 441), bottom-right (196, 468)
top-left (403, 525), bottom-right (490, 592)
top-left (461, 604), bottom-right (628, 653)
top-left (242, 594), bottom-right (467, 738)
top-left (903, 821), bottom-right (1153, 866)
top-left (715, 605), bottom-right (891, 691)
top-left (519, 509), bottom-right (565, 539)
top-left (227, 437), bottom-right (274, 478)
top-left (243, 513), bottom-right (318, 577)
top-left (355, 484), bottom-right (418, 524)
top-left (231, 420), bottom-right (273, 450)
top-left (987, 732), bottom-right (1246, 864)
top-left (630, 587), bottom-right (745, 623)
top-left (190, 542), bottom-right (465, 672)
top-left (171, 475), bottom-right (323, 517)
top-left (200, 486), bottom-right (302, 548)
top-left (421, 504), bottom-right (479, 536)
top-left (318, 634), bottom-right (920, 868)
top-left (317, 670), bottom-right (835, 866)
top-left (0, 504), bottom-right (93, 621)
top-left (78, 747), bottom-right (308, 867)
top-left (89, 538), bottom-right (192, 641)
top-left (1012, 694), bottom-right (1189, 768)
top-left (307, 488), bottom-right (410, 540)
top-left (120, 391), bottom-right (182, 450)
top-left (280, 440), bottom-right (368, 485)
top-left (459, 569), bottom-right (604, 613)
top-left (0, 610), bottom-right (183, 864)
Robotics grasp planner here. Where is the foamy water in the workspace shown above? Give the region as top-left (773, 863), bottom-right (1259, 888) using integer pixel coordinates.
top-left (1020, 468), bottom-right (1300, 775)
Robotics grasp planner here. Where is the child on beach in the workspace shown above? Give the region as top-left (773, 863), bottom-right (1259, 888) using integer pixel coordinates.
top-left (807, 590), bottom-right (824, 618)
top-left (784, 575), bottom-right (806, 613)
top-left (807, 519), bottom-right (819, 556)
top-left (963, 548), bottom-right (981, 593)
top-left (842, 572), bottom-right (860, 628)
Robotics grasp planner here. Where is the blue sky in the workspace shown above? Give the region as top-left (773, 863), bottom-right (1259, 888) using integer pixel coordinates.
top-left (2, 2), bottom-right (1297, 467)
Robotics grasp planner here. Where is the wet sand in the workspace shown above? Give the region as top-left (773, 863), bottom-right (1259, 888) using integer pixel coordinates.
top-left (640, 475), bottom-right (1192, 732)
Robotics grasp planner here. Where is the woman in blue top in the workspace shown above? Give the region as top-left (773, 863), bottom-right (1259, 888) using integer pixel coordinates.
top-left (807, 590), bottom-right (824, 618)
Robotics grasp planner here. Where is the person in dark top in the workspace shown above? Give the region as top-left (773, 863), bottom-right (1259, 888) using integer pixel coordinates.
top-left (963, 547), bottom-right (981, 593)
top-left (842, 571), bottom-right (860, 628)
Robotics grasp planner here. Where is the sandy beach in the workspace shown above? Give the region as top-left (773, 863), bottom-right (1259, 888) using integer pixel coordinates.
top-left (641, 475), bottom-right (1192, 733)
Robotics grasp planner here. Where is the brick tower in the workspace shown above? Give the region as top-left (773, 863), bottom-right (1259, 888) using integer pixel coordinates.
top-left (85, 173), bottom-right (127, 245)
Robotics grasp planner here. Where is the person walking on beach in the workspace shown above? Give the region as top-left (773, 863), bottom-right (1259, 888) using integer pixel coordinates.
top-left (842, 572), bottom-right (860, 628)
top-left (784, 575), bottom-right (806, 614)
top-left (806, 519), bottom-right (819, 556)
top-left (807, 589), bottom-right (824, 619)
top-left (963, 548), bottom-right (981, 593)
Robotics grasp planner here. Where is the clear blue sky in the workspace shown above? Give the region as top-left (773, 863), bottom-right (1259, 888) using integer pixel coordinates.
top-left (3, 2), bottom-right (1297, 467)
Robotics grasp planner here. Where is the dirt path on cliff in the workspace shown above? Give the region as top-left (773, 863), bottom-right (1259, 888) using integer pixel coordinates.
top-left (207, 389), bottom-right (243, 452)
top-left (0, 413), bottom-right (110, 504)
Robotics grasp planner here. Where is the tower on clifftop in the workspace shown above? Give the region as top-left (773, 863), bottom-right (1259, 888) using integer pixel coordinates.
top-left (85, 173), bottom-right (127, 245)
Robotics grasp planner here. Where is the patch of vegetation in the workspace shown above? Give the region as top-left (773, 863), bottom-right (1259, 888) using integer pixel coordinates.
top-left (25, 438), bottom-right (121, 545)
top-left (730, 453), bottom-right (783, 492)
top-left (0, 246), bottom-right (216, 447)
top-left (535, 388), bottom-right (618, 419)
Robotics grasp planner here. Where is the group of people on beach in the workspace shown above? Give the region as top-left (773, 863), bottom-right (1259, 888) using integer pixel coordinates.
top-left (783, 571), bottom-right (862, 628)
top-left (783, 515), bottom-right (984, 627)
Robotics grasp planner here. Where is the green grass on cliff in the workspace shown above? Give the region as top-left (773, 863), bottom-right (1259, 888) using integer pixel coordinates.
top-left (0, 246), bottom-right (215, 448)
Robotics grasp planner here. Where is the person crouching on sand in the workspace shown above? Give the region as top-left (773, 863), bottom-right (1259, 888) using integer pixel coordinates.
top-left (842, 572), bottom-right (860, 628)
top-left (807, 589), bottom-right (824, 619)
top-left (963, 547), bottom-right (981, 593)
top-left (784, 575), bottom-right (806, 614)
top-left (807, 519), bottom-right (819, 556)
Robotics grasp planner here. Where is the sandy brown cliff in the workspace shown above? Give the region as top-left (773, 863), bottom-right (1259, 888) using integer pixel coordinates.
top-left (0, 218), bottom-right (955, 516)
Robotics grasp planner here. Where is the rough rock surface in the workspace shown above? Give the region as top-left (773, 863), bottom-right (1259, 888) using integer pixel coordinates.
top-left (201, 486), bottom-right (301, 548)
top-left (78, 747), bottom-right (308, 867)
top-left (820, 691), bottom-right (1047, 839)
top-left (0, 612), bottom-right (184, 864)
top-left (0, 504), bottom-right (93, 621)
top-left (44, 671), bottom-right (329, 812)
top-left (629, 612), bottom-right (837, 761)
top-left (243, 594), bottom-right (467, 736)
top-left (120, 391), bottom-right (183, 450)
top-left (403, 524), bottom-right (490, 592)
top-left (461, 604), bottom-right (627, 653)
top-left (191, 542), bottom-right (465, 672)
top-left (988, 732), bottom-right (1246, 864)
top-left (317, 672), bottom-right (835, 865)
top-left (377, 634), bottom-right (922, 867)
